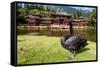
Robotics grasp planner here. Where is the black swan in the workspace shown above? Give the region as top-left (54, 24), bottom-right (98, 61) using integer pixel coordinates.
top-left (61, 20), bottom-right (88, 59)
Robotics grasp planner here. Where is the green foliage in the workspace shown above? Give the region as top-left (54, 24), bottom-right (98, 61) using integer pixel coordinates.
top-left (40, 10), bottom-right (52, 17)
top-left (73, 9), bottom-right (82, 19)
top-left (18, 8), bottom-right (29, 16)
top-left (17, 5), bottom-right (53, 18)
top-left (89, 9), bottom-right (96, 26)
top-left (29, 9), bottom-right (40, 14)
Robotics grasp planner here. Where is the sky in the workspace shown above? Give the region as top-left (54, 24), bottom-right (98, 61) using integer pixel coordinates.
top-left (71, 6), bottom-right (95, 11)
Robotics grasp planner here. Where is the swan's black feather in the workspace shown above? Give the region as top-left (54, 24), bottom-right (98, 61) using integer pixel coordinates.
top-left (61, 35), bottom-right (88, 50)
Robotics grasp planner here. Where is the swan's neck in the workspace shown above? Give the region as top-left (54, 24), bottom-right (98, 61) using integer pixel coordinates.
top-left (69, 22), bottom-right (73, 35)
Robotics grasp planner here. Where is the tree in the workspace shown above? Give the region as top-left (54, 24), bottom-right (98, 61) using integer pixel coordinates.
top-left (73, 9), bottom-right (82, 19)
top-left (29, 9), bottom-right (40, 14)
top-left (76, 9), bottom-right (82, 18)
top-left (89, 9), bottom-right (96, 26)
top-left (73, 12), bottom-right (78, 19)
top-left (18, 8), bottom-right (29, 16)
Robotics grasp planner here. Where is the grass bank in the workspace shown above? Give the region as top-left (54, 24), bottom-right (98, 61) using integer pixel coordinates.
top-left (17, 35), bottom-right (96, 65)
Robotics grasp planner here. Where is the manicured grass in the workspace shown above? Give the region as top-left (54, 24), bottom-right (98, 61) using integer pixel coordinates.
top-left (17, 35), bottom-right (96, 65)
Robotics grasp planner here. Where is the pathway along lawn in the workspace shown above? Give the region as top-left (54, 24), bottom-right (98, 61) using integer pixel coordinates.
top-left (17, 35), bottom-right (96, 65)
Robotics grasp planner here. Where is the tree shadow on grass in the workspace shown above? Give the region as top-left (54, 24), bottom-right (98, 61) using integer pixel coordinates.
top-left (76, 48), bottom-right (90, 54)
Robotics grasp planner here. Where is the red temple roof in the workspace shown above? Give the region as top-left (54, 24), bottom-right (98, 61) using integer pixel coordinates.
top-left (39, 18), bottom-right (53, 20)
top-left (79, 16), bottom-right (85, 19)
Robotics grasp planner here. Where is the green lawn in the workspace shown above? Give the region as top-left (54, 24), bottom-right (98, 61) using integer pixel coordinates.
top-left (17, 35), bottom-right (96, 65)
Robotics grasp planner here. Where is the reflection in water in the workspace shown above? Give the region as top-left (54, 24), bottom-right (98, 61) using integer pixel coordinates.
top-left (17, 27), bottom-right (96, 42)
top-left (35, 28), bottom-right (96, 42)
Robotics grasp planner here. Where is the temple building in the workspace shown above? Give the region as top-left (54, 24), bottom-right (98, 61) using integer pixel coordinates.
top-left (38, 18), bottom-right (53, 26)
top-left (24, 14), bottom-right (40, 26)
top-left (51, 12), bottom-right (72, 28)
top-left (72, 16), bottom-right (88, 28)
top-left (24, 12), bottom-right (88, 28)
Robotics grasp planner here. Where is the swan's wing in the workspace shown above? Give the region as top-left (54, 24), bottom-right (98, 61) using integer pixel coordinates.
top-left (64, 36), bottom-right (79, 50)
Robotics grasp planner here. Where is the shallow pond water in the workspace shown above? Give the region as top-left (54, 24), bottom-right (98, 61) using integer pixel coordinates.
top-left (17, 27), bottom-right (96, 42)
top-left (40, 29), bottom-right (96, 42)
